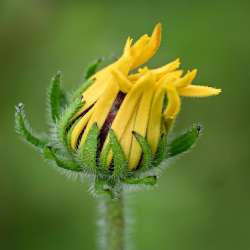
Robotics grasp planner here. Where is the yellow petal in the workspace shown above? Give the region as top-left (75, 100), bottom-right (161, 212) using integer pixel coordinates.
top-left (146, 88), bottom-right (165, 154)
top-left (152, 58), bottom-right (181, 76)
top-left (72, 101), bottom-right (87, 120)
top-left (128, 67), bottom-right (148, 81)
top-left (123, 37), bottom-right (133, 55)
top-left (70, 108), bottom-right (94, 149)
top-left (163, 83), bottom-right (181, 120)
top-left (80, 37), bottom-right (133, 114)
top-left (79, 80), bottom-right (119, 147)
top-left (116, 105), bottom-right (138, 165)
top-left (110, 72), bottom-right (155, 142)
top-left (175, 69), bottom-right (197, 88)
top-left (130, 23), bottom-right (162, 69)
top-left (104, 74), bottom-right (151, 167)
top-left (130, 34), bottom-right (150, 59)
top-left (128, 58), bottom-right (180, 82)
top-left (163, 70), bottom-right (183, 81)
top-left (147, 74), bottom-right (178, 153)
top-left (115, 37), bottom-right (133, 72)
top-left (129, 73), bottom-right (156, 169)
top-left (82, 72), bottom-right (112, 114)
top-left (178, 85), bottom-right (222, 97)
top-left (110, 69), bottom-right (133, 93)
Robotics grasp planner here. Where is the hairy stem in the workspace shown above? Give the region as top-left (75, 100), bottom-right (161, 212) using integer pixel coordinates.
top-left (98, 191), bottom-right (126, 250)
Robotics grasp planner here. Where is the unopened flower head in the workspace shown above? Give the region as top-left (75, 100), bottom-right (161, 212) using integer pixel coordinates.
top-left (15, 23), bottom-right (221, 194)
top-left (68, 23), bottom-right (220, 171)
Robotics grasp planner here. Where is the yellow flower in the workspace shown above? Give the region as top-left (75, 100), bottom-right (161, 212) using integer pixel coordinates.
top-left (69, 23), bottom-right (221, 170)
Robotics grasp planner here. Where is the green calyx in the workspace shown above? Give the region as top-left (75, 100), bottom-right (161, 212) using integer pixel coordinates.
top-left (14, 59), bottom-right (203, 198)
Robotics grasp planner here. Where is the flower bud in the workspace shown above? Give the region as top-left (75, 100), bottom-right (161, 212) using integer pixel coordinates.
top-left (67, 23), bottom-right (221, 171)
top-left (15, 23), bottom-right (221, 194)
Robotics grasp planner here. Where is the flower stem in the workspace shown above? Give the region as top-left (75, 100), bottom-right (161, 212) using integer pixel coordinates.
top-left (98, 190), bottom-right (126, 250)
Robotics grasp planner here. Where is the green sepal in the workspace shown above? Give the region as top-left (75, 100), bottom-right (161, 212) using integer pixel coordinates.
top-left (123, 176), bottom-right (157, 186)
top-left (109, 129), bottom-right (128, 179)
top-left (66, 117), bottom-right (81, 148)
top-left (57, 97), bottom-right (82, 148)
top-left (153, 134), bottom-right (168, 166)
top-left (132, 131), bottom-right (153, 170)
top-left (78, 123), bottom-right (99, 171)
top-left (83, 58), bottom-right (102, 80)
top-left (99, 143), bottom-right (111, 169)
top-left (71, 79), bottom-right (94, 100)
top-left (48, 71), bottom-right (67, 123)
top-left (168, 123), bottom-right (202, 157)
top-left (44, 146), bottom-right (82, 172)
top-left (15, 103), bottom-right (47, 151)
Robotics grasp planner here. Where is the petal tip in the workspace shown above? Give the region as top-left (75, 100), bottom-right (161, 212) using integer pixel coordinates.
top-left (214, 88), bottom-right (222, 95)
top-left (152, 23), bottom-right (162, 45)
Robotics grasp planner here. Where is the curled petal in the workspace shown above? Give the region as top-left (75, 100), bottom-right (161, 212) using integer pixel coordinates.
top-left (70, 108), bottom-right (94, 149)
top-left (117, 106), bottom-right (138, 166)
top-left (110, 69), bottom-right (133, 93)
top-left (130, 34), bottom-right (150, 59)
top-left (147, 85), bottom-right (165, 154)
top-left (175, 69), bottom-right (197, 88)
top-left (130, 23), bottom-right (162, 69)
top-left (129, 74), bottom-right (156, 169)
top-left (129, 58), bottom-right (181, 82)
top-left (152, 58), bottom-right (181, 77)
top-left (128, 67), bottom-right (148, 81)
top-left (147, 74), bottom-right (178, 153)
top-left (163, 84), bottom-right (181, 120)
top-left (178, 85), bottom-right (221, 97)
top-left (80, 38), bottom-right (133, 116)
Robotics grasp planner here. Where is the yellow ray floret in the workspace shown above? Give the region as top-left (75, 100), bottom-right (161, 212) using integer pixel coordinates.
top-left (79, 37), bottom-right (133, 117)
top-left (128, 58), bottom-right (181, 82)
top-left (110, 69), bottom-right (133, 93)
top-left (163, 83), bottom-right (181, 120)
top-left (130, 23), bottom-right (162, 69)
top-left (152, 58), bottom-right (181, 77)
top-left (70, 109), bottom-right (94, 149)
top-left (130, 34), bottom-right (150, 60)
top-left (129, 72), bottom-right (156, 169)
top-left (119, 105), bottom-right (138, 165)
top-left (109, 71), bottom-right (153, 141)
top-left (79, 81), bottom-right (119, 147)
top-left (147, 74), bottom-right (178, 153)
top-left (178, 85), bottom-right (221, 97)
top-left (175, 69), bottom-right (197, 88)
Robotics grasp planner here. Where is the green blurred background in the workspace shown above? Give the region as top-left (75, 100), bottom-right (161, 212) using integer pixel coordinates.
top-left (1, 0), bottom-right (250, 249)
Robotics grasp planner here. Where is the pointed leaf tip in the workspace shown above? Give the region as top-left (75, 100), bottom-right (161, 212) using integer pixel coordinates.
top-left (168, 123), bottom-right (202, 157)
top-left (15, 103), bottom-right (47, 150)
top-left (78, 123), bottom-right (99, 171)
top-left (109, 129), bottom-right (128, 179)
top-left (84, 58), bottom-right (103, 80)
top-left (132, 131), bottom-right (153, 170)
top-left (48, 71), bottom-right (67, 123)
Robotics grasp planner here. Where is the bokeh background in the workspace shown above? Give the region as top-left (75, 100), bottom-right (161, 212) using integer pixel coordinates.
top-left (1, 0), bottom-right (250, 249)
